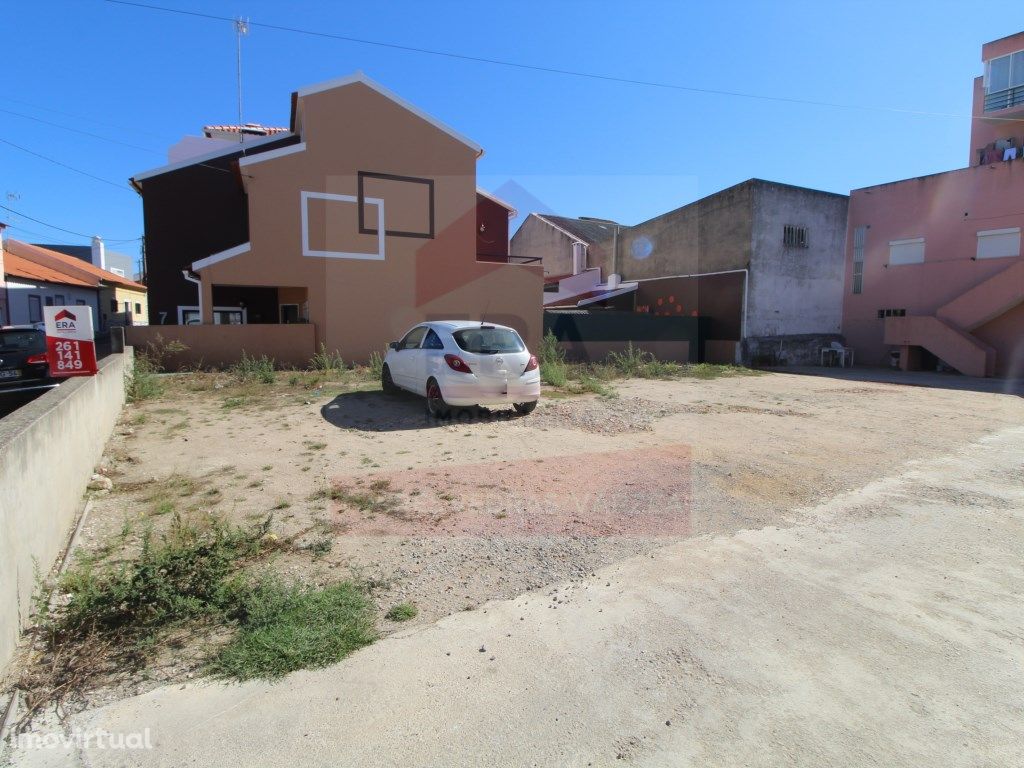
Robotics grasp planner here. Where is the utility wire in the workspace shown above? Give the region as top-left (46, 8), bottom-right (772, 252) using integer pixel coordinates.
top-left (105, 0), bottom-right (1024, 125)
top-left (0, 108), bottom-right (162, 155)
top-left (0, 137), bottom-right (131, 191)
top-left (0, 202), bottom-right (139, 241)
top-left (0, 96), bottom-right (167, 139)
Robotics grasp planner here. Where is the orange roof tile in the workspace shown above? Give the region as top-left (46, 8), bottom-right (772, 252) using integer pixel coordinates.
top-left (3, 250), bottom-right (96, 287)
top-left (5, 239), bottom-right (146, 290)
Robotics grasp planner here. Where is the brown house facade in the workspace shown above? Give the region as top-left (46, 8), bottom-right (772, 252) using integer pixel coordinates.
top-left (131, 74), bottom-right (541, 364)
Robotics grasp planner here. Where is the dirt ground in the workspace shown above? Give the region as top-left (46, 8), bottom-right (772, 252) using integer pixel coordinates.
top-left (24, 368), bottom-right (1024, 708)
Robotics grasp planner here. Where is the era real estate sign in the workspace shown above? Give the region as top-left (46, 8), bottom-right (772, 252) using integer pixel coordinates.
top-left (43, 306), bottom-right (98, 377)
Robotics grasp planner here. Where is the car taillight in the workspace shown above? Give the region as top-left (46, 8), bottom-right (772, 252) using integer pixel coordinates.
top-left (523, 355), bottom-right (538, 372)
top-left (26, 353), bottom-right (47, 365)
top-left (444, 354), bottom-right (473, 374)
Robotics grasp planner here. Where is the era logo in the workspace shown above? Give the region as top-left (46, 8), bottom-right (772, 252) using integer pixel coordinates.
top-left (54, 309), bottom-right (77, 329)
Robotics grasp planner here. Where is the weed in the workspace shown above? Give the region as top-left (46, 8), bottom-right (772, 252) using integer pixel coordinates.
top-left (385, 602), bottom-right (418, 622)
top-left (272, 501), bottom-right (291, 510)
top-left (538, 330), bottom-right (569, 387)
top-left (576, 374), bottom-right (618, 398)
top-left (210, 579), bottom-right (375, 680)
top-left (125, 355), bottom-right (163, 403)
top-left (231, 353), bottom-right (276, 384)
top-left (304, 441), bottom-right (327, 451)
top-left (309, 344), bottom-right (345, 373)
top-left (367, 350), bottom-right (384, 378)
top-left (261, 464), bottom-right (273, 471)
top-left (307, 537), bottom-right (332, 558)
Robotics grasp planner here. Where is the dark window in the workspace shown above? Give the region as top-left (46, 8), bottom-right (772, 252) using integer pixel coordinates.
top-left (110, 298), bottom-right (118, 312)
top-left (452, 326), bottom-right (525, 354)
top-left (422, 329), bottom-right (445, 350)
top-left (135, 303), bottom-right (142, 315)
top-left (783, 225), bottom-right (809, 248)
top-left (0, 328), bottom-right (45, 353)
top-left (877, 308), bottom-right (907, 319)
top-left (852, 225), bottom-right (867, 294)
top-left (28, 295), bottom-right (42, 322)
top-left (543, 283), bottom-right (558, 293)
top-left (399, 326), bottom-right (427, 350)
top-left (75, 299), bottom-right (87, 305)
top-left (44, 296), bottom-right (54, 306)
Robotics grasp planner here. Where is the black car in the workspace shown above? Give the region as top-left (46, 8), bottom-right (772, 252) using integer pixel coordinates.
top-left (0, 326), bottom-right (57, 393)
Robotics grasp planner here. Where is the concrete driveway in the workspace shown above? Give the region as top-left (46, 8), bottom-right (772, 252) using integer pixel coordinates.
top-left (10, 425), bottom-right (1022, 767)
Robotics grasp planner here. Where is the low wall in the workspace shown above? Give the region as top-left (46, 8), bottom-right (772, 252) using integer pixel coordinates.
top-left (0, 351), bottom-right (131, 674)
top-left (125, 324), bottom-right (317, 370)
top-left (744, 333), bottom-right (846, 367)
top-left (544, 310), bottom-right (708, 363)
top-left (557, 339), bottom-right (690, 364)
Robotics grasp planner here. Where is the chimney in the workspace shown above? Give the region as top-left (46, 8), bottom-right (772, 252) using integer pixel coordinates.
top-left (91, 235), bottom-right (106, 270)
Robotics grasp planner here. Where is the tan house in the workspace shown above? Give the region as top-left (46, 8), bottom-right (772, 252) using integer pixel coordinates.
top-left (130, 73), bottom-right (541, 365)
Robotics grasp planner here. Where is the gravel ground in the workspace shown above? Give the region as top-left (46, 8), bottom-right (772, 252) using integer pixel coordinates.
top-left (7, 369), bottom-right (1021, 712)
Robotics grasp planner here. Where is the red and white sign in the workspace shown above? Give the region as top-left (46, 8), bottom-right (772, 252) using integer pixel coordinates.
top-left (43, 306), bottom-right (98, 377)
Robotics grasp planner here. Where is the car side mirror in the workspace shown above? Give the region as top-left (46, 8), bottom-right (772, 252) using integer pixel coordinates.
top-left (388, 341), bottom-right (400, 350)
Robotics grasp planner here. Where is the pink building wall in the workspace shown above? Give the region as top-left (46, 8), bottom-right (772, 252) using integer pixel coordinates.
top-left (842, 32), bottom-right (1024, 378)
top-left (968, 31), bottom-right (1024, 165)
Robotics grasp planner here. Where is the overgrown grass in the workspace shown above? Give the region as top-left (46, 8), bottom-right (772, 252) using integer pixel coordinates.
top-left (385, 602), bottom-right (418, 622)
top-left (539, 330), bottom-right (569, 387)
top-left (367, 350), bottom-right (384, 378)
top-left (309, 344), bottom-right (345, 372)
top-left (230, 352), bottom-right (276, 384)
top-left (125, 355), bottom-right (163, 402)
top-left (210, 579), bottom-right (375, 680)
top-left (17, 512), bottom-right (376, 722)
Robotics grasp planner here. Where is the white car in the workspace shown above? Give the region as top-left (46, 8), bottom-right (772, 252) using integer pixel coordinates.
top-left (381, 321), bottom-right (540, 417)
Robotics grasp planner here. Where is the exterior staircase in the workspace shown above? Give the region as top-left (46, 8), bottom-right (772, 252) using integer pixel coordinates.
top-left (884, 260), bottom-right (1023, 377)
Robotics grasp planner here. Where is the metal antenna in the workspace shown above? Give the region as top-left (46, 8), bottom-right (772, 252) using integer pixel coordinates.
top-left (235, 17), bottom-right (249, 142)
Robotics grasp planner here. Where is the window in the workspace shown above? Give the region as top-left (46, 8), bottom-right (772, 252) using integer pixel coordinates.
top-left (889, 237), bottom-right (925, 265)
top-left (985, 51), bottom-right (1024, 93)
top-left (28, 295), bottom-right (42, 323)
top-left (110, 298), bottom-right (118, 312)
top-left (422, 329), bottom-right (445, 350)
top-left (783, 225), bottom-right (808, 248)
top-left (976, 228), bottom-right (1020, 260)
top-left (44, 296), bottom-right (54, 306)
top-left (852, 225), bottom-right (867, 294)
top-left (543, 282), bottom-right (559, 293)
top-left (452, 326), bottom-right (525, 354)
top-left (399, 326), bottom-right (427, 350)
top-left (135, 303), bottom-right (142, 315)
top-left (109, 267), bottom-right (126, 277)
top-left (54, 294), bottom-right (65, 305)
top-left (877, 308), bottom-right (907, 319)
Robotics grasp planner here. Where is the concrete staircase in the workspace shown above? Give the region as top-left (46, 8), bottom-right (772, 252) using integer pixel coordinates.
top-left (884, 260), bottom-right (1023, 377)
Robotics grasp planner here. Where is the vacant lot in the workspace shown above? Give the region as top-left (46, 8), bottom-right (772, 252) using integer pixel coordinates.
top-left (7, 365), bottom-right (1022, 716)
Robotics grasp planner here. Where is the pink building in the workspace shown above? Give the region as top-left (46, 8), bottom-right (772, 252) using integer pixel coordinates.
top-left (843, 31), bottom-right (1024, 378)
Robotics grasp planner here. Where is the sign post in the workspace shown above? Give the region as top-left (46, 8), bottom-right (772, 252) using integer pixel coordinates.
top-left (43, 306), bottom-right (98, 377)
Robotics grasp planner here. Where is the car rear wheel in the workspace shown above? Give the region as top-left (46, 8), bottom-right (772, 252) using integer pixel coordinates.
top-left (425, 378), bottom-right (451, 419)
top-left (513, 400), bottom-right (537, 415)
top-left (381, 364), bottom-right (399, 395)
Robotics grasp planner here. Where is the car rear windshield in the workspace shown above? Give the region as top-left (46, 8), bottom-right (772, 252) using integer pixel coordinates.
top-left (0, 330), bottom-right (45, 354)
top-left (452, 327), bottom-right (525, 355)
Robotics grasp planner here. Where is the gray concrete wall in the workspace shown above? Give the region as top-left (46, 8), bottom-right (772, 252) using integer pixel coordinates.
top-left (0, 351), bottom-right (131, 674)
top-left (747, 181), bottom-right (849, 339)
top-left (615, 181), bottom-right (754, 281)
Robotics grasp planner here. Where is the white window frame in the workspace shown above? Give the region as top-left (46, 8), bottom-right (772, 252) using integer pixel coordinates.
top-left (888, 237), bottom-right (925, 266)
top-left (985, 50), bottom-right (1024, 93)
top-left (177, 305), bottom-right (249, 325)
top-left (976, 227), bottom-right (1021, 260)
top-left (300, 190), bottom-right (386, 260)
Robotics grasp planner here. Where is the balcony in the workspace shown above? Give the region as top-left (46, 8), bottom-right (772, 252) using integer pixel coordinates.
top-left (984, 85), bottom-right (1024, 112)
top-left (476, 253), bottom-right (542, 265)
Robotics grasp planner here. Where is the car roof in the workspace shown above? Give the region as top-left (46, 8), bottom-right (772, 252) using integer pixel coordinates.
top-left (425, 320), bottom-right (515, 333)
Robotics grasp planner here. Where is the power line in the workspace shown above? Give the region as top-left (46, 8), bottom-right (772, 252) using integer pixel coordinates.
top-left (0, 96), bottom-right (167, 139)
top-left (0, 202), bottom-right (139, 241)
top-left (104, 0), bottom-right (1024, 125)
top-left (0, 108), bottom-right (162, 155)
top-left (0, 137), bottom-right (131, 191)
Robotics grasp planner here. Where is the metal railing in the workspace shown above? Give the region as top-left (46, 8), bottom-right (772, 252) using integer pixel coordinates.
top-left (476, 253), bottom-right (542, 265)
top-left (984, 85), bottom-right (1024, 112)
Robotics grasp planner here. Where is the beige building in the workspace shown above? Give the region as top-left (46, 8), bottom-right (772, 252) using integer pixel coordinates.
top-left (131, 73), bottom-right (541, 364)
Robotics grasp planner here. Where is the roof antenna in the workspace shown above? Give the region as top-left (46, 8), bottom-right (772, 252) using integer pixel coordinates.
top-left (235, 17), bottom-right (249, 143)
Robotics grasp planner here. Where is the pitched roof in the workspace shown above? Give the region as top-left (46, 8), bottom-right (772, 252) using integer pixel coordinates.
top-left (4, 239), bottom-right (147, 290)
top-left (3, 250), bottom-right (95, 287)
top-left (532, 214), bottom-right (619, 244)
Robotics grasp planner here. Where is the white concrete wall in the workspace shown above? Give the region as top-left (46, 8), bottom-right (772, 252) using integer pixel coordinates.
top-left (5, 278), bottom-right (101, 330)
top-left (0, 351), bottom-right (130, 674)
top-left (747, 183), bottom-right (849, 338)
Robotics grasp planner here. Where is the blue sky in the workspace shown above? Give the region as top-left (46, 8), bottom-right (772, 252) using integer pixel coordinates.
top-left (2, 0), bottom-right (1015, 265)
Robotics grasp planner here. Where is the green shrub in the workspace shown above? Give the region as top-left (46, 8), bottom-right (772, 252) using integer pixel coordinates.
top-left (538, 330), bottom-right (569, 387)
top-left (309, 344), bottom-right (345, 372)
top-left (231, 352), bottom-right (275, 383)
